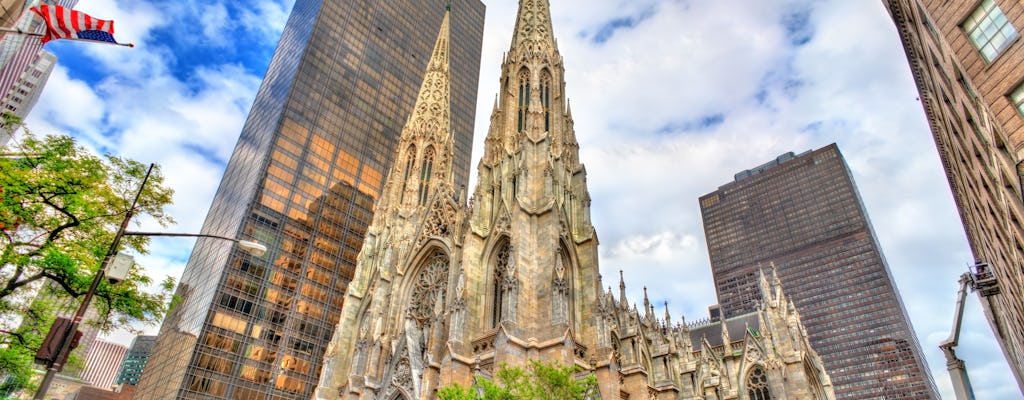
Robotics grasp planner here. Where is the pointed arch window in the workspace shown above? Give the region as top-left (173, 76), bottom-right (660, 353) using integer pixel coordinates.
top-left (408, 250), bottom-right (449, 325)
top-left (517, 69), bottom-right (530, 132)
top-left (492, 241), bottom-right (514, 327)
top-left (540, 71), bottom-right (552, 132)
top-left (552, 247), bottom-right (572, 325)
top-left (401, 145), bottom-right (416, 204)
top-left (418, 146), bottom-right (435, 205)
top-left (747, 366), bottom-right (772, 400)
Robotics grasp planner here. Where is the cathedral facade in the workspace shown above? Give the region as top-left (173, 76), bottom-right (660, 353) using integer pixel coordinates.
top-left (315, 1), bottom-right (836, 399)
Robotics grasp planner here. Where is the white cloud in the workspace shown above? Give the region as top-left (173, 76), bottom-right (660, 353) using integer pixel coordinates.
top-left (199, 3), bottom-right (231, 46)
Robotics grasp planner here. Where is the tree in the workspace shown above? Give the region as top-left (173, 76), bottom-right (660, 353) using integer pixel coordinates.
top-left (438, 360), bottom-right (599, 400)
top-left (0, 133), bottom-right (176, 392)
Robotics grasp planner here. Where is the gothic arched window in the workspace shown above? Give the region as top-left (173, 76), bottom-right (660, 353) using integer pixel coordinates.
top-left (552, 247), bottom-right (572, 325)
top-left (401, 145), bottom-right (416, 204)
top-left (540, 71), bottom-right (552, 132)
top-left (492, 241), bottom-right (513, 327)
top-left (408, 250), bottom-right (449, 324)
top-left (418, 146), bottom-right (435, 205)
top-left (747, 366), bottom-right (772, 400)
top-left (517, 69), bottom-right (530, 132)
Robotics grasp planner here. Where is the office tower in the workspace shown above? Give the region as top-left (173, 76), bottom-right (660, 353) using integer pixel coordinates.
top-left (133, 0), bottom-right (484, 398)
top-left (81, 340), bottom-right (128, 389)
top-left (0, 49), bottom-right (55, 146)
top-left (699, 144), bottom-right (938, 399)
top-left (315, 1), bottom-right (835, 399)
top-left (884, 0), bottom-right (1024, 389)
top-left (114, 336), bottom-right (156, 387)
top-left (0, 1), bottom-right (74, 103)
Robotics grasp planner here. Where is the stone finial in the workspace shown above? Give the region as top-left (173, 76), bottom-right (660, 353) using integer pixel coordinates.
top-left (619, 270), bottom-right (628, 310)
top-left (721, 318), bottom-right (733, 355)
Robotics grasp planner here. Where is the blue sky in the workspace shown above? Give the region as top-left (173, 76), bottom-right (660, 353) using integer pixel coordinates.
top-left (17, 0), bottom-right (1020, 398)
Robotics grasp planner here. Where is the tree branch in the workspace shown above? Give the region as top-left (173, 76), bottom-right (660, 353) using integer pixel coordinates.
top-left (0, 271), bottom-right (47, 299)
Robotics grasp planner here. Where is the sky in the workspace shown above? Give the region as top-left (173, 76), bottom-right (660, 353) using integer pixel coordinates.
top-left (12, 0), bottom-right (1020, 398)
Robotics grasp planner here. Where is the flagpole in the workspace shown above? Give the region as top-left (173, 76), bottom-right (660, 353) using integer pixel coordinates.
top-left (0, 27), bottom-right (134, 47)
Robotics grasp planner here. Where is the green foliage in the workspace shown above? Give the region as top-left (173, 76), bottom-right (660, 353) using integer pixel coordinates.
top-left (438, 360), bottom-right (599, 400)
top-left (0, 133), bottom-right (177, 393)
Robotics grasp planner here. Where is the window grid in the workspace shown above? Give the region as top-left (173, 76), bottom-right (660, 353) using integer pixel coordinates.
top-left (1011, 82), bottom-right (1024, 117)
top-left (963, 0), bottom-right (1019, 62)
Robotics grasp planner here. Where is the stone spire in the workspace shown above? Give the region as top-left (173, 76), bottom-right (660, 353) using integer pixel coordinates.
top-left (619, 271), bottom-right (628, 310)
top-left (383, 7), bottom-right (456, 208)
top-left (510, 0), bottom-right (557, 53)
top-left (313, 10), bottom-right (455, 398)
top-left (404, 8), bottom-right (451, 144)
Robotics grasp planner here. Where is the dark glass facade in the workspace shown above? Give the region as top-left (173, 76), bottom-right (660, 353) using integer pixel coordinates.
top-left (133, 1), bottom-right (484, 398)
top-left (699, 144), bottom-right (939, 399)
top-left (115, 336), bottom-right (157, 386)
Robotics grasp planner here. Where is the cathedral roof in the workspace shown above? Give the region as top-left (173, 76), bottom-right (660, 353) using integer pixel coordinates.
top-left (689, 313), bottom-right (759, 351)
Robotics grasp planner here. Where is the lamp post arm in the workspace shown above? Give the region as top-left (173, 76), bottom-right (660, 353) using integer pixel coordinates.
top-left (123, 232), bottom-right (267, 257)
top-left (124, 231), bottom-right (244, 241)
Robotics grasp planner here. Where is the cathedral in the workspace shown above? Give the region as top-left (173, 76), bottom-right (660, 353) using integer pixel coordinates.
top-left (315, 1), bottom-right (836, 399)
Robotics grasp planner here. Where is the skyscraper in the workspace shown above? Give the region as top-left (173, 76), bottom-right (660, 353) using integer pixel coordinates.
top-left (699, 144), bottom-right (938, 399)
top-left (884, 0), bottom-right (1024, 389)
top-left (0, 0), bottom-right (74, 106)
top-left (133, 0), bottom-right (484, 398)
top-left (114, 336), bottom-right (156, 387)
top-left (81, 340), bottom-right (128, 390)
top-left (0, 49), bottom-right (55, 146)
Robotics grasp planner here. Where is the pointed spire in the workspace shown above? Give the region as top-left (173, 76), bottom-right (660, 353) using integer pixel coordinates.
top-left (566, 99), bottom-right (573, 120)
top-left (619, 270), bottom-right (628, 310)
top-left (663, 301), bottom-right (672, 326)
top-left (758, 266), bottom-right (773, 307)
top-left (510, 0), bottom-right (557, 53)
top-left (404, 7), bottom-right (451, 143)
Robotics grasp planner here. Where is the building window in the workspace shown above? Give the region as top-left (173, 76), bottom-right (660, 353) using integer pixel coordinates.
top-left (401, 145), bottom-right (415, 203)
top-left (963, 0), bottom-right (1019, 62)
top-left (492, 241), bottom-right (515, 327)
top-left (418, 146), bottom-right (434, 205)
top-left (1011, 82), bottom-right (1024, 117)
top-left (747, 366), bottom-right (772, 400)
top-left (540, 71), bottom-right (551, 132)
top-left (517, 69), bottom-right (530, 132)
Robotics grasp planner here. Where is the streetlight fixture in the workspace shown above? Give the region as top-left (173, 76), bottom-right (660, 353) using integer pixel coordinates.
top-left (32, 164), bottom-right (266, 400)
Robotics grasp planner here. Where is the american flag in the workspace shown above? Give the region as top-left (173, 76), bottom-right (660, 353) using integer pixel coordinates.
top-left (0, 0), bottom-right (78, 110)
top-left (30, 5), bottom-right (117, 44)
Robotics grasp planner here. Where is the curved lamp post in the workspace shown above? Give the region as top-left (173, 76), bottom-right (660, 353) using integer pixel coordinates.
top-left (32, 164), bottom-right (266, 400)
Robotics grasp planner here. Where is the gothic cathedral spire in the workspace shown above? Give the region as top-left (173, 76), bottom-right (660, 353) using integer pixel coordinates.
top-left (510, 0), bottom-right (557, 54)
top-left (389, 7), bottom-right (455, 209)
top-left (314, 9), bottom-right (461, 399)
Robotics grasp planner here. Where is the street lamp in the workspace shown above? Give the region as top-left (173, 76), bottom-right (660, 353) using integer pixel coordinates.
top-left (32, 164), bottom-right (266, 400)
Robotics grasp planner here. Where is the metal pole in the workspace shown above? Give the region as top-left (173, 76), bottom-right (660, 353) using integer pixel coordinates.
top-left (33, 164), bottom-right (154, 400)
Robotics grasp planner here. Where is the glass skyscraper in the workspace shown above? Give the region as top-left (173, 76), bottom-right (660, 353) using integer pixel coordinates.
top-left (114, 335), bottom-right (156, 387)
top-left (133, 1), bottom-right (484, 398)
top-left (699, 144), bottom-right (939, 399)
